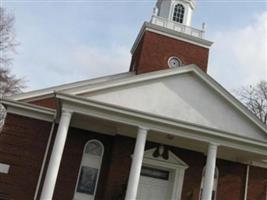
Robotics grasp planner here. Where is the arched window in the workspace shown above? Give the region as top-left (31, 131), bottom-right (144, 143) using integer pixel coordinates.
top-left (199, 166), bottom-right (219, 200)
top-left (74, 140), bottom-right (104, 200)
top-left (173, 4), bottom-right (185, 23)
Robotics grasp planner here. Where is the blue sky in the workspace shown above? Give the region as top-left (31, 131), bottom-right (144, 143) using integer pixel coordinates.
top-left (2, 0), bottom-right (267, 92)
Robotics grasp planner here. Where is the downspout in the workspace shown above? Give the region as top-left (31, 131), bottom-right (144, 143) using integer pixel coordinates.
top-left (34, 116), bottom-right (56, 200)
top-left (244, 165), bottom-right (250, 200)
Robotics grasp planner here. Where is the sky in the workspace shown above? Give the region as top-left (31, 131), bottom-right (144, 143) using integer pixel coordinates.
top-left (2, 0), bottom-right (267, 92)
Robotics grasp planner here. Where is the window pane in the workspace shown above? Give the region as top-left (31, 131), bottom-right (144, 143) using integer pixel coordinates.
top-left (141, 166), bottom-right (169, 180)
top-left (173, 4), bottom-right (184, 23)
top-left (77, 166), bottom-right (99, 195)
top-left (85, 141), bottom-right (103, 156)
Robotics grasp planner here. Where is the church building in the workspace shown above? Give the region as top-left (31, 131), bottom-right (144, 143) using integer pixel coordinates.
top-left (1, 0), bottom-right (267, 200)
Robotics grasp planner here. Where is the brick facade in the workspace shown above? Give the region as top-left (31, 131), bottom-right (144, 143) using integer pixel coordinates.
top-left (53, 131), bottom-right (267, 200)
top-left (0, 114), bottom-right (52, 200)
top-left (29, 97), bottom-right (58, 109)
top-left (1, 114), bottom-right (266, 200)
top-left (248, 166), bottom-right (267, 200)
top-left (130, 31), bottom-right (210, 74)
top-left (53, 127), bottom-right (114, 200)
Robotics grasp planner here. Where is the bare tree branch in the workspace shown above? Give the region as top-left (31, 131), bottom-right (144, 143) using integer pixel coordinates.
top-left (235, 81), bottom-right (267, 125)
top-left (0, 7), bottom-right (25, 130)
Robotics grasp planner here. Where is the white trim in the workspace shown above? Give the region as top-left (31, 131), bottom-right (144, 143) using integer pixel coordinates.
top-left (61, 65), bottom-right (266, 135)
top-left (168, 56), bottom-right (183, 68)
top-left (141, 148), bottom-right (188, 200)
top-left (1, 99), bottom-right (55, 122)
top-left (74, 140), bottom-right (104, 200)
top-left (0, 163), bottom-right (10, 174)
top-left (56, 93), bottom-right (267, 156)
top-left (249, 161), bottom-right (267, 169)
top-left (71, 66), bottom-right (194, 95)
top-left (5, 64), bottom-right (266, 136)
top-left (131, 22), bottom-right (213, 54)
top-left (9, 72), bottom-right (134, 101)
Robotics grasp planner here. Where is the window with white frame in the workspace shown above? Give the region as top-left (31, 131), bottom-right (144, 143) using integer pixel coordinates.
top-left (173, 4), bottom-right (185, 23)
top-left (199, 166), bottom-right (219, 200)
top-left (74, 140), bottom-right (104, 200)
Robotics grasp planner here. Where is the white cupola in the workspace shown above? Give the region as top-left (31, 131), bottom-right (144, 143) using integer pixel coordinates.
top-left (154, 0), bottom-right (196, 26)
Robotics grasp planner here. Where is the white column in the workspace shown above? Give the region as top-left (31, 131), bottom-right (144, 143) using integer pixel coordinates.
top-left (201, 143), bottom-right (218, 200)
top-left (40, 110), bottom-right (72, 200)
top-left (243, 165), bottom-right (250, 200)
top-left (125, 127), bottom-right (148, 200)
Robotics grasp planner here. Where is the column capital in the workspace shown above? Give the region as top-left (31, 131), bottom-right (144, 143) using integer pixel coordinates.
top-left (61, 108), bottom-right (73, 116)
top-left (209, 142), bottom-right (219, 148)
top-left (138, 126), bottom-right (149, 133)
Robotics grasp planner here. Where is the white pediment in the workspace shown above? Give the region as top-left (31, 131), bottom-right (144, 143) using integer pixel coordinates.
top-left (143, 148), bottom-right (188, 168)
top-left (80, 70), bottom-right (267, 141)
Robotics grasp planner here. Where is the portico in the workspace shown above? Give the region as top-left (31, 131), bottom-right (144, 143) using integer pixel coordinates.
top-left (37, 92), bottom-right (267, 200)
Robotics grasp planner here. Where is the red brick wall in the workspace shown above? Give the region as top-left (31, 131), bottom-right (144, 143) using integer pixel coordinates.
top-left (53, 134), bottom-right (267, 200)
top-left (29, 97), bottom-right (57, 109)
top-left (1, 115), bottom-right (266, 200)
top-left (247, 166), bottom-right (267, 200)
top-left (216, 160), bottom-right (247, 200)
top-left (53, 127), bottom-right (114, 200)
top-left (0, 114), bottom-right (52, 200)
top-left (103, 135), bottom-right (135, 200)
top-left (130, 31), bottom-right (210, 74)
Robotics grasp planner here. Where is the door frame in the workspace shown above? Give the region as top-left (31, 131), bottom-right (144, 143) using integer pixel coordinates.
top-left (141, 148), bottom-right (189, 200)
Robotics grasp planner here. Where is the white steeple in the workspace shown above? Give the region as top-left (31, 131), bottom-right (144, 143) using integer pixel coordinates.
top-left (155, 0), bottom-right (196, 26)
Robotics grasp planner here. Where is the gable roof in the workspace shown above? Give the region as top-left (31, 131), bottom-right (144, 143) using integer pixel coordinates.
top-left (54, 92), bottom-right (267, 157)
top-left (9, 71), bottom-right (134, 101)
top-left (8, 64), bottom-right (267, 135)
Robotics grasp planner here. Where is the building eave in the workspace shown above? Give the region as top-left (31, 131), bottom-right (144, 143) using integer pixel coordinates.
top-left (59, 65), bottom-right (267, 135)
top-left (8, 72), bottom-right (134, 102)
top-left (5, 64), bottom-right (266, 135)
top-left (1, 99), bottom-right (56, 122)
top-left (55, 92), bottom-right (267, 156)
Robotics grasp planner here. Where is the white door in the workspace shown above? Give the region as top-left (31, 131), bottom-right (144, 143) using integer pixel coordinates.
top-left (137, 166), bottom-right (171, 200)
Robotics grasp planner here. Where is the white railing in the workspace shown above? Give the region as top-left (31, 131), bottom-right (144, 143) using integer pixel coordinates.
top-left (151, 15), bottom-right (205, 39)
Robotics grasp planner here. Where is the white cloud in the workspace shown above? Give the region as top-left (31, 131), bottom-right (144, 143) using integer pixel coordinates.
top-left (72, 44), bottom-right (130, 78)
top-left (20, 44), bottom-right (131, 91)
top-left (208, 11), bottom-right (267, 91)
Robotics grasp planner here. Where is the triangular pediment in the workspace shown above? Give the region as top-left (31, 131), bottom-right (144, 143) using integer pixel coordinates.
top-left (9, 65), bottom-right (267, 141)
top-left (76, 67), bottom-right (267, 141)
top-left (143, 148), bottom-right (188, 168)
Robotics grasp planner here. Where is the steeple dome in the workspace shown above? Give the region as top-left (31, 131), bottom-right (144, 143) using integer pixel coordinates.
top-left (155, 0), bottom-right (196, 26)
